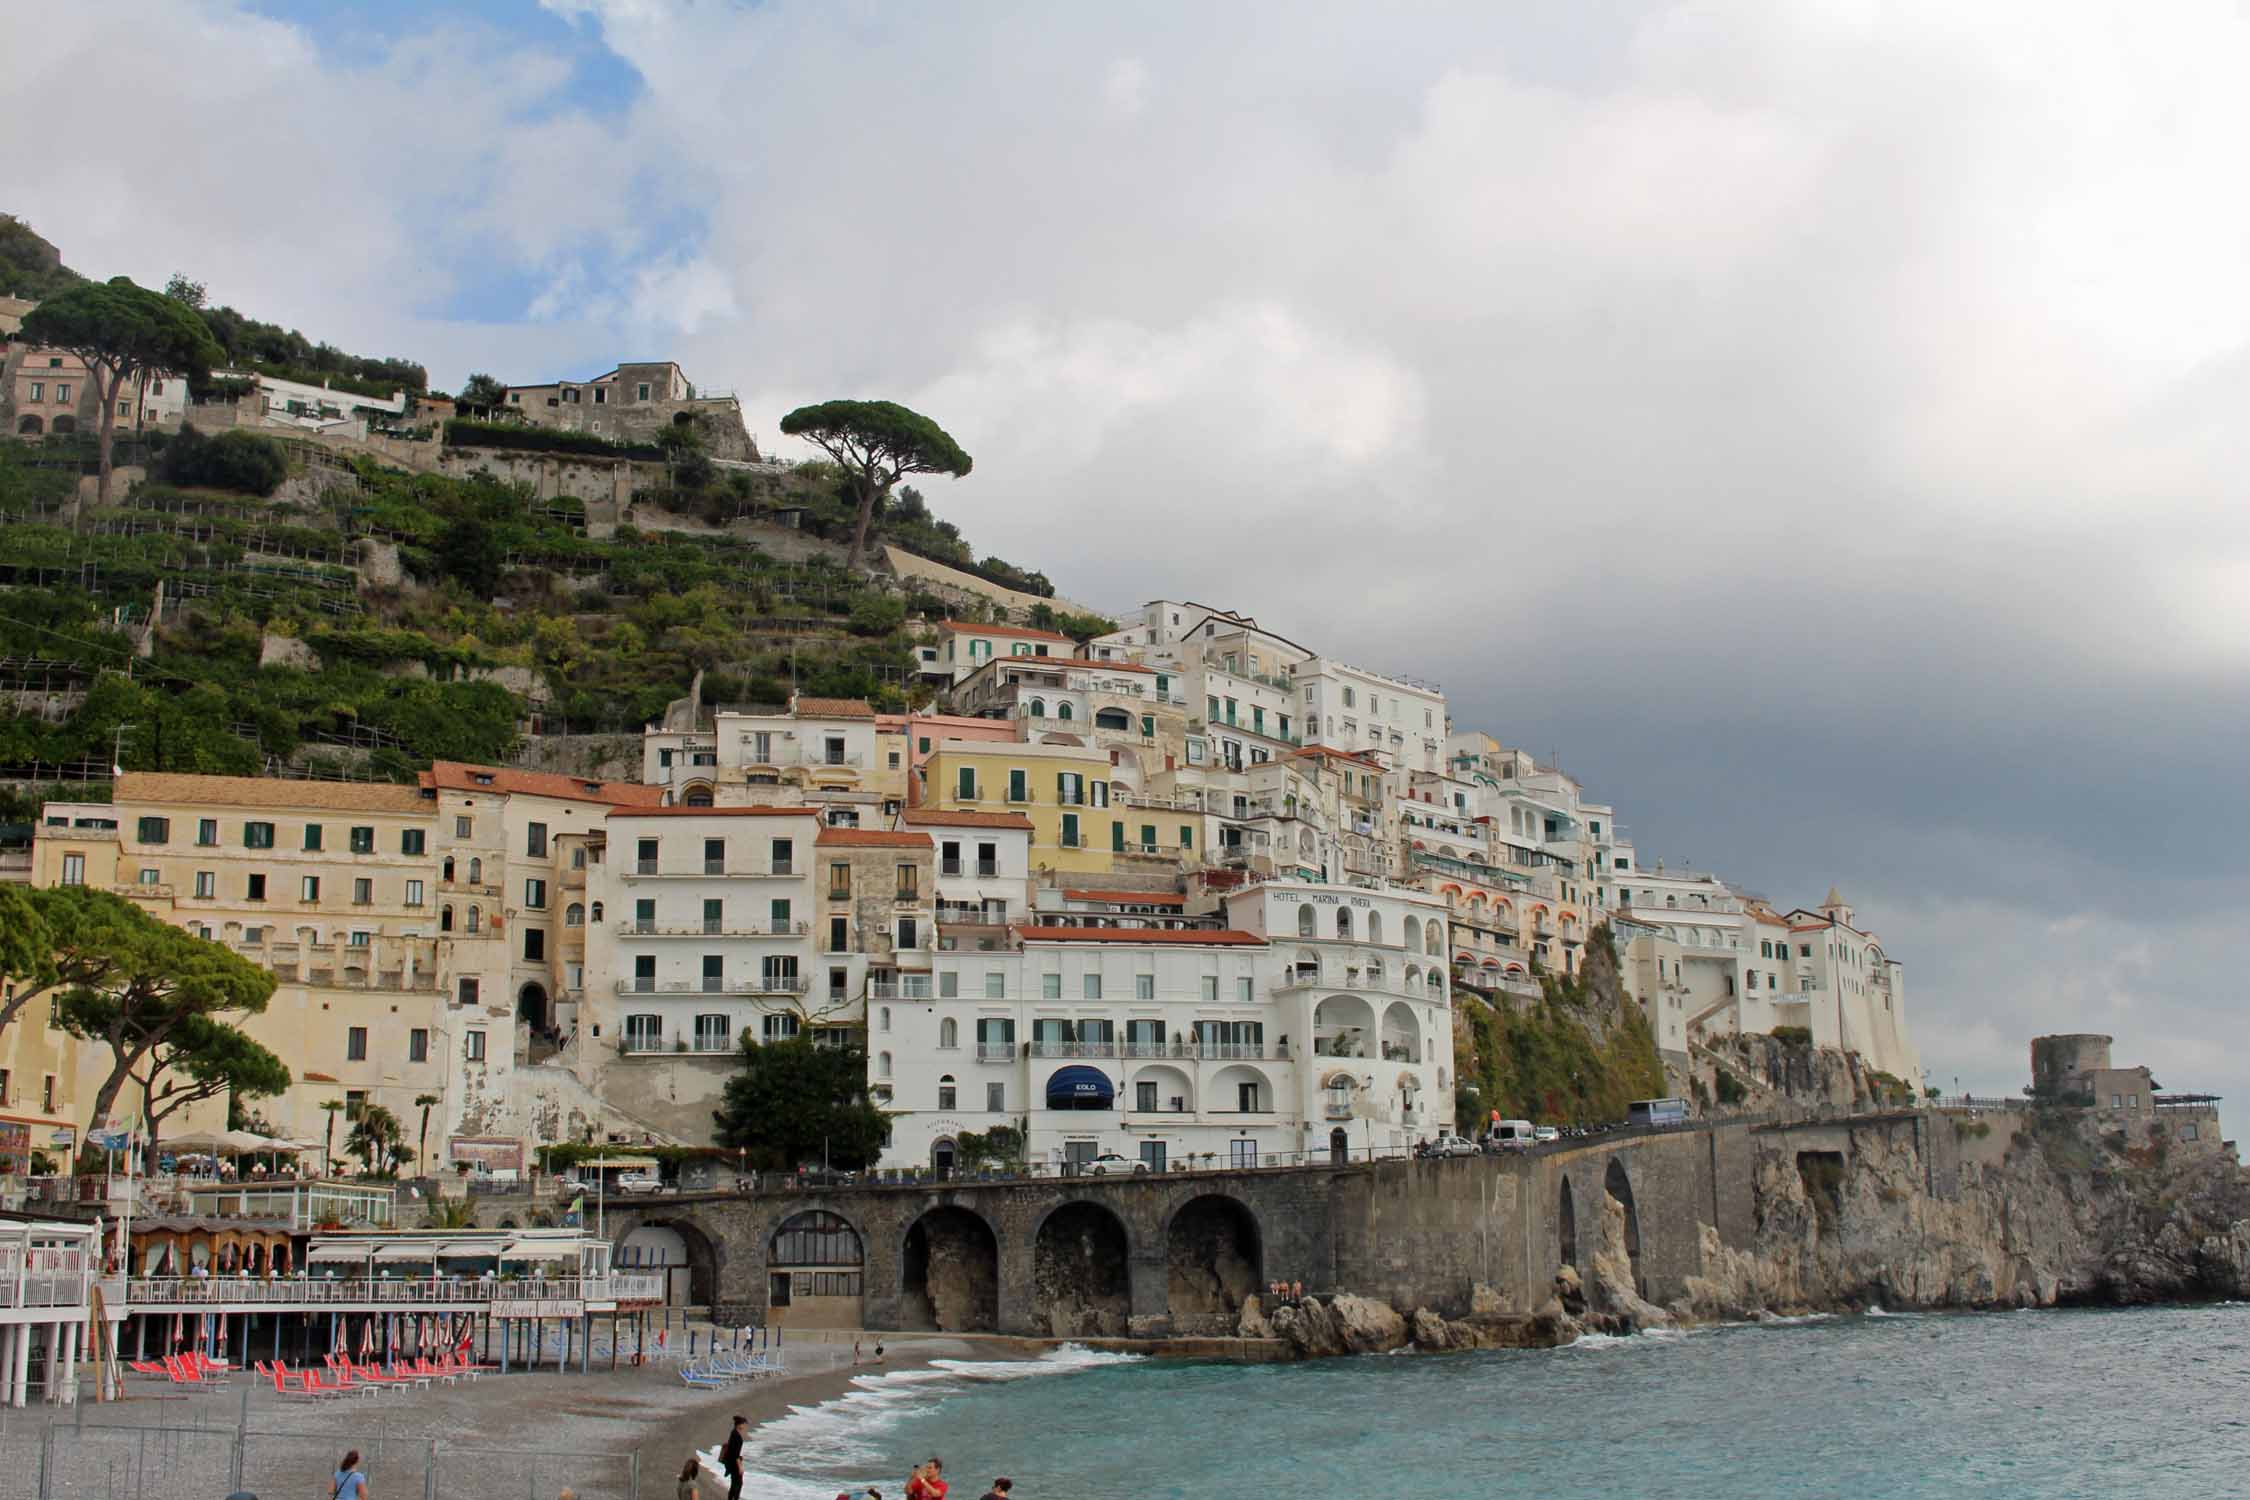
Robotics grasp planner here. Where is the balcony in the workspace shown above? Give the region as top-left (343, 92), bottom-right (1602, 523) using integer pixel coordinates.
top-left (617, 919), bottom-right (809, 937)
top-left (628, 862), bottom-right (796, 879)
top-left (975, 1043), bottom-right (1015, 1062)
top-left (113, 883), bottom-right (175, 899)
top-left (803, 751), bottom-right (864, 769)
top-left (613, 975), bottom-right (809, 997)
top-left (618, 1034), bottom-right (745, 1057)
top-left (867, 979), bottom-right (935, 1001)
top-left (940, 860), bottom-right (1003, 878)
top-left (1029, 1039), bottom-right (1119, 1059)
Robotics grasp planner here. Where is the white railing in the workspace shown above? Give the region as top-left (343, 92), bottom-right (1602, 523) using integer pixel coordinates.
top-left (614, 976), bottom-right (809, 995)
top-left (126, 1272), bottom-right (667, 1310)
top-left (0, 1249), bottom-right (94, 1309)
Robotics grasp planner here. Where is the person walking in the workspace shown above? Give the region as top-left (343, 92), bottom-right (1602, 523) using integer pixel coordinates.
top-left (677, 1458), bottom-right (702, 1500)
top-left (719, 1415), bottom-right (749, 1500)
top-left (333, 1449), bottom-right (369, 1500)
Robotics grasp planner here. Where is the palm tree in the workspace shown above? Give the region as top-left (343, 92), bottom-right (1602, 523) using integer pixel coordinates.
top-left (320, 1100), bottom-right (345, 1177)
top-left (345, 1105), bottom-right (403, 1176)
top-left (427, 1197), bottom-right (476, 1230)
top-left (414, 1093), bottom-right (440, 1176)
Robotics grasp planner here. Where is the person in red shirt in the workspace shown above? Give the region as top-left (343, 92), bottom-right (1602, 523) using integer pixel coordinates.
top-left (909, 1458), bottom-right (949, 1500)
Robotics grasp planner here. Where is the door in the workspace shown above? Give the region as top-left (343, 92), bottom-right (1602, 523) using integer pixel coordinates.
top-left (1329, 1128), bottom-right (1349, 1166)
top-left (1229, 1139), bottom-right (1259, 1169)
top-left (931, 1139), bottom-right (956, 1181)
top-left (1064, 1139), bottom-right (1098, 1174)
top-left (1139, 1141), bottom-right (1167, 1173)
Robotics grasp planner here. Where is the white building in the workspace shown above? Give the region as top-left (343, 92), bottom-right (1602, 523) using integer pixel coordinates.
top-left (1296, 656), bottom-right (1447, 775)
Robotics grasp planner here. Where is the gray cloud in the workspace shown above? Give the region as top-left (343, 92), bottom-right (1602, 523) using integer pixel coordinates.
top-left (14, 0), bottom-right (2249, 1126)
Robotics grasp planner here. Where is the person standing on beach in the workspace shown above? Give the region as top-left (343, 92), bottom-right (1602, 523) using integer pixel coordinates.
top-left (719, 1415), bottom-right (748, 1500)
top-left (333, 1449), bottom-right (369, 1500)
top-left (678, 1458), bottom-right (703, 1500)
top-left (980, 1477), bottom-right (1014, 1500)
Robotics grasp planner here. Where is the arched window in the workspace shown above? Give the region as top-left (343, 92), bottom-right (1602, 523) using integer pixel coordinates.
top-left (468, 857), bottom-right (482, 884)
top-left (1403, 915), bottom-right (1421, 953)
top-left (1056, 702), bottom-right (1073, 721)
top-left (938, 1074), bottom-right (957, 1109)
top-left (1297, 906), bottom-right (1316, 937)
top-left (565, 903), bottom-right (584, 927)
top-left (684, 786), bottom-right (714, 807)
top-left (440, 905), bottom-right (454, 933)
top-left (590, 901), bottom-right (603, 922)
top-left (1366, 911), bottom-right (1383, 945)
top-left (879, 1051), bottom-right (893, 1077)
top-left (442, 856), bottom-right (455, 882)
top-left (1425, 924), bottom-right (1442, 957)
top-left (769, 1211), bottom-right (863, 1267)
top-left (1367, 958), bottom-right (1385, 988)
top-left (1335, 908), bottom-right (1353, 940)
top-left (466, 906), bottom-right (481, 933)
top-left (939, 1018), bottom-right (958, 1048)
top-left (879, 1006), bottom-right (891, 1032)
top-left (1427, 971), bottom-right (1444, 999)
top-left (1029, 698), bottom-right (1047, 718)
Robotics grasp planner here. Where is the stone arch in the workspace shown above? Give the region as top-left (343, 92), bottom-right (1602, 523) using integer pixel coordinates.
top-left (1403, 914), bottom-right (1422, 954)
top-left (517, 982), bottom-right (549, 1030)
top-left (901, 1204), bottom-right (999, 1332)
top-left (50, 414), bottom-right (74, 435)
top-left (1166, 1194), bottom-right (1263, 1334)
top-left (1130, 1061), bottom-right (1195, 1114)
top-left (1379, 1000), bottom-right (1420, 1063)
top-left (1605, 1157), bottom-right (1643, 1293)
top-left (15, 414), bottom-right (41, 435)
top-left (1032, 1201), bottom-right (1131, 1336)
top-left (1094, 706), bottom-right (1131, 731)
top-left (1365, 909), bottom-right (1383, 945)
top-left (619, 1215), bottom-right (721, 1309)
top-left (1314, 993), bottom-right (1375, 1059)
top-left (1334, 906), bottom-right (1353, 940)
top-left (767, 1209), bottom-right (866, 1327)
top-left (1558, 1176), bottom-right (1578, 1269)
top-left (1297, 905), bottom-right (1316, 937)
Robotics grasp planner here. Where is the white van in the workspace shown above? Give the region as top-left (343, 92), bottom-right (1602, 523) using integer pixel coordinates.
top-left (1490, 1119), bottom-right (1537, 1151)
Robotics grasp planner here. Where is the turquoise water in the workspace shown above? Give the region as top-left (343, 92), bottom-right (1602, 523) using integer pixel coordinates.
top-left (722, 1305), bottom-right (2250, 1499)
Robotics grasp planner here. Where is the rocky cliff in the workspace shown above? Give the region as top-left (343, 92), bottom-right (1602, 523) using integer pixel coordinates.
top-left (1259, 1105), bottom-right (2250, 1359)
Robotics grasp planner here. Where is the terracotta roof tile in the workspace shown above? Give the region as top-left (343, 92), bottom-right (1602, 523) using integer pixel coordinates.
top-left (1061, 890), bottom-right (1186, 905)
top-left (939, 620), bottom-right (1076, 644)
top-left (608, 805), bottom-right (819, 819)
top-left (791, 696), bottom-right (876, 719)
top-left (114, 773), bottom-right (430, 814)
top-left (425, 762), bottom-right (663, 807)
top-left (817, 827), bottom-right (935, 848)
top-left (900, 809), bottom-right (1035, 830)
top-left (1014, 925), bottom-right (1265, 946)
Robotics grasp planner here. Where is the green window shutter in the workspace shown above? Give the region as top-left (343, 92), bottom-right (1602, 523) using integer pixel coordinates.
top-left (1180, 826), bottom-right (1193, 850)
top-left (1010, 768), bottom-right (1027, 802)
top-left (1111, 822), bottom-right (1125, 852)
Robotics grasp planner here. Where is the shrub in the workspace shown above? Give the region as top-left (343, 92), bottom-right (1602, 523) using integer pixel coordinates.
top-left (1714, 1071), bottom-right (1749, 1105)
top-left (444, 417), bottom-right (663, 460)
top-left (158, 426), bottom-right (289, 495)
top-left (1772, 1025), bottom-right (1813, 1047)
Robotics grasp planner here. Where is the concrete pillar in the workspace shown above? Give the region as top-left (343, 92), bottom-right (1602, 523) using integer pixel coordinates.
top-left (0, 1325), bottom-right (17, 1409)
top-left (62, 1321), bottom-right (78, 1404)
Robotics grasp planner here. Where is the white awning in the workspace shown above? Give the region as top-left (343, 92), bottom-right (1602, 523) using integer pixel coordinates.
top-left (582, 1156), bottom-right (657, 1171)
top-left (435, 1240), bottom-right (502, 1258)
top-left (374, 1243), bottom-right (444, 1263)
top-left (307, 1244), bottom-right (371, 1263)
top-left (499, 1241), bottom-right (577, 1262)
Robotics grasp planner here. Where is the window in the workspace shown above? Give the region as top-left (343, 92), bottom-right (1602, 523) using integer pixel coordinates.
top-left (245, 872), bottom-right (266, 901)
top-left (301, 876), bottom-right (321, 902)
top-left (41, 1076), bottom-right (54, 1112)
top-left (770, 838), bottom-right (794, 875)
top-left (409, 1029), bottom-right (428, 1063)
top-left (986, 1082), bottom-right (1005, 1112)
top-left (136, 816), bottom-right (169, 844)
top-left (352, 877), bottom-right (372, 906)
top-left (1083, 973), bottom-right (1102, 1000)
top-left (1043, 973), bottom-right (1062, 999)
top-left (763, 1013), bottom-right (800, 1042)
top-left (896, 864), bottom-right (919, 900)
top-left (349, 826), bottom-right (375, 854)
top-left (193, 870), bottom-right (215, 899)
top-left (55, 383), bottom-right (69, 403)
top-left (986, 970), bottom-right (1006, 999)
top-left (406, 879), bottom-right (424, 907)
top-left (829, 916), bottom-right (848, 952)
top-left (464, 1029), bottom-right (486, 1062)
top-left (1061, 813), bottom-right (1080, 848)
top-left (1201, 975), bottom-right (1219, 1002)
top-left (455, 816), bottom-right (472, 838)
top-left (458, 977), bottom-right (480, 1006)
top-left (197, 818), bottom-right (218, 847)
top-left (303, 824), bottom-right (324, 852)
top-left (1112, 821), bottom-right (1126, 853)
top-left (346, 1027), bottom-right (368, 1061)
top-left (525, 878), bottom-right (547, 910)
top-left (26, 382), bottom-right (39, 402)
top-left (1238, 977), bottom-right (1254, 1003)
top-left (244, 822), bottom-right (275, 849)
top-left (1008, 768), bottom-right (1027, 802)
top-left (402, 828), bottom-right (426, 856)
top-left (898, 916), bottom-right (919, 950)
top-left (939, 1017), bottom-right (959, 1047)
top-left (829, 862), bottom-right (852, 900)
top-left (938, 1076), bottom-right (957, 1110)
top-left (1136, 973), bottom-right (1156, 1000)
top-left (940, 970), bottom-right (960, 999)
top-left (59, 853), bottom-right (85, 886)
top-left (637, 382), bottom-right (651, 400)
top-left (958, 766), bottom-right (979, 800)
top-left (527, 822), bottom-right (548, 858)
top-left (523, 928), bottom-right (545, 962)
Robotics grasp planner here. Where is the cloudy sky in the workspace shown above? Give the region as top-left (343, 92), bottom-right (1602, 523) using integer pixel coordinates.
top-left (12, 1), bottom-right (2246, 1118)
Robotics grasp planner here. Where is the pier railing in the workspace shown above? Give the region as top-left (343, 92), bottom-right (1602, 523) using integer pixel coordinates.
top-left (125, 1272), bottom-right (666, 1310)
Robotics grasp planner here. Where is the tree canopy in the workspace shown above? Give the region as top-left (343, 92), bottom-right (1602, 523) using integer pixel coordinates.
top-left (21, 277), bottom-right (226, 510)
top-left (711, 1036), bottom-right (888, 1171)
top-left (138, 1013), bottom-right (291, 1147)
top-left (778, 400), bottom-right (972, 571)
top-left (50, 893), bottom-right (278, 1132)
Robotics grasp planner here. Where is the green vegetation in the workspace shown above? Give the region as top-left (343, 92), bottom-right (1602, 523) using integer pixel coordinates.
top-left (444, 416), bottom-right (664, 460)
top-left (711, 1035), bottom-right (888, 1171)
top-left (1954, 1119), bottom-right (1993, 1141)
top-left (1452, 929), bottom-right (1668, 1125)
top-left (1714, 1069), bottom-right (1749, 1105)
top-left (157, 427), bottom-right (289, 496)
top-left (0, 215), bottom-right (82, 299)
top-left (779, 399), bottom-right (974, 571)
top-left (1771, 1025), bottom-right (1813, 1047)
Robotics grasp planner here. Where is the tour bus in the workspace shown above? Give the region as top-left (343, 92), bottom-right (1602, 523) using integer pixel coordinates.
top-left (1627, 1097), bottom-right (1690, 1128)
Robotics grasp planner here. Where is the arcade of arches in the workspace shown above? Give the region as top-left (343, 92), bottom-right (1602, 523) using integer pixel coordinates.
top-left (901, 1205), bottom-right (997, 1332)
top-left (1033, 1202), bottom-right (1130, 1337)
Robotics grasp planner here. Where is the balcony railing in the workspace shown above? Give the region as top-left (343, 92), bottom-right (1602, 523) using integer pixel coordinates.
top-left (976, 1043), bottom-right (1016, 1062)
top-left (613, 975), bottom-right (808, 996)
top-left (803, 751), bottom-right (865, 768)
top-left (619, 1035), bottom-right (741, 1056)
top-left (940, 861), bottom-right (1003, 878)
top-left (125, 1273), bottom-right (665, 1309)
top-left (867, 980), bottom-right (935, 1001)
top-left (629, 863), bottom-right (796, 879)
top-left (1029, 1039), bottom-right (1118, 1059)
top-left (618, 919), bottom-right (810, 937)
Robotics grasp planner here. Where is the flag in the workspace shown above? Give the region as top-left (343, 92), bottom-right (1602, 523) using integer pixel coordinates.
top-left (89, 1128), bottom-right (132, 1153)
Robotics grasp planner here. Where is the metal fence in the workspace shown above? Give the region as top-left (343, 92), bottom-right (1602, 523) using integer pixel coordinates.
top-left (22, 1423), bottom-right (634, 1500)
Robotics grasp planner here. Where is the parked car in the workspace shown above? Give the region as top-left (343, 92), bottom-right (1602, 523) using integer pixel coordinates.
top-left (1082, 1152), bottom-right (1149, 1176)
top-left (613, 1170), bottom-right (665, 1194)
top-left (1488, 1119), bottom-right (1537, 1151)
top-left (1430, 1134), bottom-right (1481, 1158)
top-left (1534, 1125), bottom-right (1560, 1144)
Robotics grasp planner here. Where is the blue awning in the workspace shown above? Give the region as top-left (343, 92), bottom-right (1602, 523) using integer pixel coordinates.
top-left (1045, 1065), bottom-right (1115, 1110)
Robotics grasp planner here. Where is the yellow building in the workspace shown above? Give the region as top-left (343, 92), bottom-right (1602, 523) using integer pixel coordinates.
top-left (920, 739), bottom-right (1198, 876)
top-left (31, 774), bottom-right (447, 1151)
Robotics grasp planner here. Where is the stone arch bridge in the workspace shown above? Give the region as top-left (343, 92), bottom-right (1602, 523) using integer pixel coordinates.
top-left (575, 1112), bottom-right (1937, 1339)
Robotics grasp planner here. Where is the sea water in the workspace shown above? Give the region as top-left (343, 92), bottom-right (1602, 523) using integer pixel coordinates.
top-left (722, 1304), bottom-right (2250, 1499)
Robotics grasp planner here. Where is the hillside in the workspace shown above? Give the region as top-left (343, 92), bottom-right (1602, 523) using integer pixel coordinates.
top-left (1451, 927), bottom-right (1669, 1126)
top-left (0, 429), bottom-right (1072, 815)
